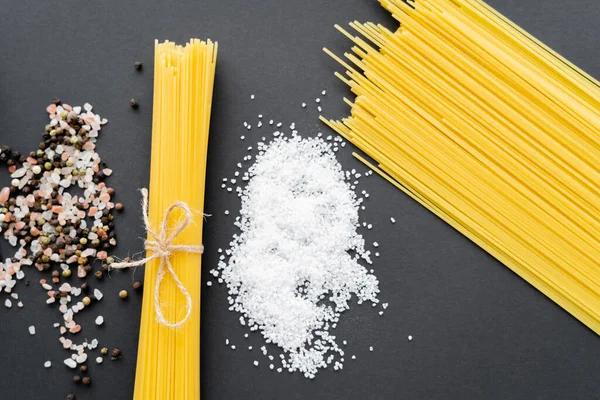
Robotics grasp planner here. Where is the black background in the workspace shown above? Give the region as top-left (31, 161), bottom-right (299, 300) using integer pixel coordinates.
top-left (1, 0), bottom-right (600, 399)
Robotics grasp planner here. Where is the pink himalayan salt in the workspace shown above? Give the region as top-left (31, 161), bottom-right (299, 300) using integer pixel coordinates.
top-left (30, 227), bottom-right (40, 236)
top-left (99, 193), bottom-right (110, 202)
top-left (7, 165), bottom-right (15, 173)
top-left (69, 325), bottom-right (81, 334)
top-left (51, 206), bottom-right (62, 213)
top-left (27, 157), bottom-right (37, 165)
top-left (46, 104), bottom-right (57, 114)
top-left (14, 221), bottom-right (25, 230)
top-left (82, 142), bottom-right (95, 151)
top-left (0, 187), bottom-right (10, 203)
top-left (88, 207), bottom-right (98, 217)
top-left (60, 327), bottom-right (66, 334)
top-left (96, 251), bottom-right (107, 260)
top-left (77, 265), bottom-right (86, 278)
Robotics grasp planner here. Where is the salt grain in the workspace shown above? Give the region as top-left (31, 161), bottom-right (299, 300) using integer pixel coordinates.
top-left (28, 325), bottom-right (35, 335)
top-left (95, 316), bottom-right (104, 326)
top-left (44, 361), bottom-right (51, 368)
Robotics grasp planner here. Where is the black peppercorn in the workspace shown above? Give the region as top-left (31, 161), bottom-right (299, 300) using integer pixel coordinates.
top-left (73, 375), bottom-right (81, 383)
top-left (134, 61), bottom-right (142, 70)
top-left (80, 364), bottom-right (88, 373)
top-left (133, 281), bottom-right (142, 290)
top-left (67, 395), bottom-right (75, 400)
top-left (82, 376), bottom-right (91, 385)
top-left (130, 99), bottom-right (139, 109)
top-left (95, 271), bottom-right (103, 279)
top-left (112, 348), bottom-right (121, 358)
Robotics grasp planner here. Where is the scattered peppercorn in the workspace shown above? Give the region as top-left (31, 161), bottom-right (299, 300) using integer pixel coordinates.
top-left (73, 375), bottom-right (81, 383)
top-left (95, 271), bottom-right (103, 279)
top-left (112, 348), bottom-right (121, 358)
top-left (130, 99), bottom-right (139, 109)
top-left (119, 290), bottom-right (128, 299)
top-left (82, 376), bottom-right (91, 385)
top-left (134, 61), bottom-right (143, 70)
top-left (62, 269), bottom-right (72, 278)
top-left (67, 394), bottom-right (75, 400)
top-left (115, 203), bottom-right (123, 211)
top-left (82, 296), bottom-right (91, 306)
top-left (100, 347), bottom-right (109, 355)
top-left (133, 281), bottom-right (142, 290)
top-left (80, 365), bottom-right (88, 373)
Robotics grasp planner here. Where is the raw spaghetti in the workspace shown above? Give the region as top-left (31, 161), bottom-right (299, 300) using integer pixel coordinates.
top-left (322, 0), bottom-right (600, 334)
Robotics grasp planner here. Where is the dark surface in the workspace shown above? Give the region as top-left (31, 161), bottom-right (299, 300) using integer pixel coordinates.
top-left (1, 0), bottom-right (600, 399)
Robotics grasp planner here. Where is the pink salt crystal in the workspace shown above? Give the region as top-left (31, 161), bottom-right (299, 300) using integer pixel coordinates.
top-left (4, 213), bottom-right (12, 222)
top-left (59, 304), bottom-right (68, 313)
top-left (6, 267), bottom-right (14, 275)
top-left (46, 104), bottom-right (57, 114)
top-left (14, 221), bottom-right (25, 230)
top-left (51, 206), bottom-right (62, 214)
top-left (25, 194), bottom-right (35, 206)
top-left (0, 187), bottom-right (10, 203)
top-left (106, 202), bottom-right (114, 209)
top-left (97, 183), bottom-right (106, 189)
top-left (77, 265), bottom-right (86, 278)
top-left (92, 165), bottom-right (99, 173)
top-left (40, 279), bottom-right (47, 284)
top-left (88, 207), bottom-right (98, 217)
top-left (81, 202), bottom-right (89, 210)
top-left (67, 255), bottom-right (78, 264)
top-left (63, 338), bottom-right (73, 348)
top-left (102, 169), bottom-right (113, 176)
top-left (99, 193), bottom-right (110, 202)
top-left (97, 229), bottom-right (106, 238)
top-left (46, 297), bottom-right (55, 304)
top-left (63, 104), bottom-right (72, 111)
top-left (82, 142), bottom-right (95, 151)
top-left (30, 227), bottom-right (40, 236)
top-left (47, 291), bottom-right (55, 298)
top-left (8, 165), bottom-right (16, 173)
top-left (70, 325), bottom-right (81, 334)
top-left (43, 248), bottom-right (53, 257)
top-left (60, 327), bottom-right (66, 334)
top-left (96, 251), bottom-right (107, 261)
top-left (61, 153), bottom-right (69, 161)
top-left (17, 302), bottom-right (23, 308)
top-left (58, 283), bottom-right (71, 292)
top-left (27, 157), bottom-right (37, 165)
top-left (59, 337), bottom-right (65, 344)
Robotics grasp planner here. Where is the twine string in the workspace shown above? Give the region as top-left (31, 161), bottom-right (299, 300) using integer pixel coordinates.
top-left (110, 188), bottom-right (204, 328)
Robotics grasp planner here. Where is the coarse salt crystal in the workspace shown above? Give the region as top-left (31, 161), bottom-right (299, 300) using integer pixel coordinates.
top-left (5, 299), bottom-right (12, 308)
top-left (95, 316), bottom-right (104, 326)
top-left (64, 358), bottom-right (77, 369)
top-left (44, 361), bottom-right (51, 368)
top-left (28, 325), bottom-right (35, 335)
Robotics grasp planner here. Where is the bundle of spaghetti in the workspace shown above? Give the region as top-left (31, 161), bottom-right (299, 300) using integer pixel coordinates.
top-left (321, 0), bottom-right (600, 334)
top-left (134, 39), bottom-right (217, 400)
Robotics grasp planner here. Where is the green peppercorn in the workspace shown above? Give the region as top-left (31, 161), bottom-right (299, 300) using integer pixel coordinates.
top-left (41, 255), bottom-right (50, 263)
top-left (62, 269), bottom-right (72, 278)
top-left (82, 296), bottom-right (91, 306)
top-left (36, 149), bottom-right (44, 157)
top-left (100, 347), bottom-right (109, 355)
top-left (106, 256), bottom-right (115, 264)
top-left (37, 218), bottom-right (46, 226)
top-left (77, 257), bottom-right (88, 265)
top-left (45, 124), bottom-right (53, 132)
top-left (49, 129), bottom-right (57, 137)
top-left (66, 159), bottom-right (74, 167)
top-left (119, 290), bottom-right (128, 299)
top-left (70, 136), bottom-right (78, 145)
top-left (44, 162), bottom-right (53, 170)
top-left (79, 237), bottom-right (88, 245)
top-left (95, 271), bottom-right (103, 279)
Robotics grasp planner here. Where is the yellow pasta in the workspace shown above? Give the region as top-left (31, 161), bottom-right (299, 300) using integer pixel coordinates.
top-left (134, 39), bottom-right (217, 400)
top-left (322, 0), bottom-right (600, 334)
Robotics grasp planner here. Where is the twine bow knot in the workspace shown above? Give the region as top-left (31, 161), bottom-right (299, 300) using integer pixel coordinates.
top-left (110, 188), bottom-right (204, 328)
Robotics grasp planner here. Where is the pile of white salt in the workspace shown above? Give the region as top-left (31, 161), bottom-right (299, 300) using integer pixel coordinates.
top-left (214, 135), bottom-right (381, 378)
